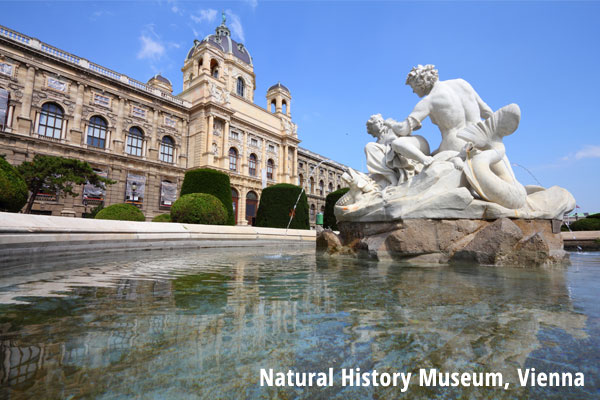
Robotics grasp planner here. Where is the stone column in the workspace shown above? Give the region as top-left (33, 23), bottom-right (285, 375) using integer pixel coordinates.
top-left (241, 130), bottom-right (248, 175)
top-left (180, 119), bottom-right (189, 168)
top-left (149, 109), bottom-right (159, 160)
top-left (205, 114), bottom-right (214, 164)
top-left (69, 83), bottom-right (85, 144)
top-left (276, 95), bottom-right (282, 113)
top-left (202, 53), bottom-right (210, 73)
top-left (292, 147), bottom-right (298, 184)
top-left (238, 187), bottom-right (248, 225)
top-left (114, 98), bottom-right (125, 152)
top-left (261, 138), bottom-right (266, 179)
top-left (283, 144), bottom-right (289, 183)
top-left (221, 120), bottom-right (229, 168)
top-left (18, 66), bottom-right (36, 133)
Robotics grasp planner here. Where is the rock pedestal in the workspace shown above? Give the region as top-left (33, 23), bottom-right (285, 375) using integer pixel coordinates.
top-left (318, 218), bottom-right (568, 266)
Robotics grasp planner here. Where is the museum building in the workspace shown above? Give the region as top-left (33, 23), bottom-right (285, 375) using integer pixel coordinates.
top-left (0, 21), bottom-right (347, 225)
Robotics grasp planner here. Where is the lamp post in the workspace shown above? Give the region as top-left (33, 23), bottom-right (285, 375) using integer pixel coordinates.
top-left (131, 182), bottom-right (137, 202)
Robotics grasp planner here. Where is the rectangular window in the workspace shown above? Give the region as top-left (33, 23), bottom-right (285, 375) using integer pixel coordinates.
top-left (229, 130), bottom-right (239, 140)
top-left (132, 106), bottom-right (146, 119)
top-left (0, 62), bottom-right (13, 77)
top-left (165, 116), bottom-right (176, 128)
top-left (47, 77), bottom-right (67, 92)
top-left (250, 138), bottom-right (258, 147)
top-left (268, 144), bottom-right (275, 152)
top-left (93, 93), bottom-right (110, 107)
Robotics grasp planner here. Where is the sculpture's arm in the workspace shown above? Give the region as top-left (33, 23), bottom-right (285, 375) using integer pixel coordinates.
top-left (385, 98), bottom-right (430, 136)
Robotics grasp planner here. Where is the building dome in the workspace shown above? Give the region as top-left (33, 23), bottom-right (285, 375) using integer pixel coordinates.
top-left (186, 16), bottom-right (252, 66)
top-left (148, 73), bottom-right (172, 86)
top-left (268, 82), bottom-right (290, 93)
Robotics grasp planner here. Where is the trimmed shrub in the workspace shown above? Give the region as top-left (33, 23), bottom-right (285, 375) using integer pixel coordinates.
top-left (569, 218), bottom-right (600, 231)
top-left (588, 213), bottom-right (600, 219)
top-left (152, 213), bottom-right (171, 223)
top-left (324, 188), bottom-right (349, 230)
top-left (0, 156), bottom-right (28, 213)
top-left (255, 183), bottom-right (309, 230)
top-left (84, 203), bottom-right (104, 219)
top-left (170, 193), bottom-right (227, 225)
top-left (95, 203), bottom-right (145, 221)
top-left (180, 168), bottom-right (234, 225)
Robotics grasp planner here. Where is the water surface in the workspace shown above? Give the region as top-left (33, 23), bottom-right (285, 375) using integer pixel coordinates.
top-left (0, 248), bottom-right (598, 399)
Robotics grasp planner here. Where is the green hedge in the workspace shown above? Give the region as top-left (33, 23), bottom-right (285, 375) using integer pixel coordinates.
top-left (95, 203), bottom-right (145, 221)
top-left (255, 183), bottom-right (309, 230)
top-left (0, 156), bottom-right (28, 213)
top-left (180, 168), bottom-right (234, 225)
top-left (324, 188), bottom-right (349, 230)
top-left (152, 213), bottom-right (171, 222)
top-left (170, 193), bottom-right (227, 225)
top-left (569, 218), bottom-right (600, 231)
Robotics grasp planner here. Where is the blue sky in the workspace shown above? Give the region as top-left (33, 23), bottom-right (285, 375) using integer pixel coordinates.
top-left (2, 1), bottom-right (599, 212)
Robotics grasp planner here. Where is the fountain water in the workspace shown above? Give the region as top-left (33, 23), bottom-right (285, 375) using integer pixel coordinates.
top-left (265, 159), bottom-right (329, 259)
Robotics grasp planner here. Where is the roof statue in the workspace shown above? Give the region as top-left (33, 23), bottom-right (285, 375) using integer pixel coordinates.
top-left (335, 65), bottom-right (576, 222)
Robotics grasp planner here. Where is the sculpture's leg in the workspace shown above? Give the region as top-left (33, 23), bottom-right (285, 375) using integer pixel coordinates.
top-left (391, 136), bottom-right (433, 166)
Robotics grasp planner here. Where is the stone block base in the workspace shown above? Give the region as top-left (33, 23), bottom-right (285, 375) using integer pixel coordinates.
top-left (317, 218), bottom-right (569, 266)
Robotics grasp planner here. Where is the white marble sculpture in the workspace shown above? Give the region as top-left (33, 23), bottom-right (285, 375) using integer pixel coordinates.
top-left (336, 65), bottom-right (575, 222)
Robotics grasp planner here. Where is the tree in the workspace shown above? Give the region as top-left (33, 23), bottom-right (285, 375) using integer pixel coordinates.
top-left (0, 155), bottom-right (28, 212)
top-left (17, 155), bottom-right (114, 214)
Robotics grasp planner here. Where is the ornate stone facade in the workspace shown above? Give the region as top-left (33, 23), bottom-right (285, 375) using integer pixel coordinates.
top-left (297, 147), bottom-right (347, 227)
top-left (0, 22), bottom-right (347, 224)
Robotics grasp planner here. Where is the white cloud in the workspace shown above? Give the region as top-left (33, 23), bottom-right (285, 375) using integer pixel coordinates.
top-left (575, 145), bottom-right (600, 160)
top-left (244, 0), bottom-right (258, 10)
top-left (171, 6), bottom-right (179, 13)
top-left (137, 35), bottom-right (165, 60)
top-left (226, 10), bottom-right (245, 42)
top-left (191, 9), bottom-right (217, 24)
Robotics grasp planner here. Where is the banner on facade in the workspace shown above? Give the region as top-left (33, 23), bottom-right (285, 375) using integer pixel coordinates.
top-left (126, 173), bottom-right (146, 202)
top-left (160, 181), bottom-right (177, 206)
top-left (83, 170), bottom-right (108, 200)
top-left (0, 89), bottom-right (9, 129)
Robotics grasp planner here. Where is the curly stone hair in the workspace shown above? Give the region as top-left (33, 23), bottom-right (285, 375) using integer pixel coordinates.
top-left (366, 113), bottom-right (384, 137)
top-left (405, 64), bottom-right (439, 93)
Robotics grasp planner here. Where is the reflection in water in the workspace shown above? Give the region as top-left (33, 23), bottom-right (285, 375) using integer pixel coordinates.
top-left (0, 248), bottom-right (598, 399)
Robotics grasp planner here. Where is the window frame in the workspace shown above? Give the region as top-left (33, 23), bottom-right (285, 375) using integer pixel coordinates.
top-left (37, 102), bottom-right (64, 139)
top-left (86, 116), bottom-right (108, 149)
top-left (229, 147), bottom-right (238, 171)
top-left (160, 136), bottom-right (175, 163)
top-left (126, 127), bottom-right (144, 157)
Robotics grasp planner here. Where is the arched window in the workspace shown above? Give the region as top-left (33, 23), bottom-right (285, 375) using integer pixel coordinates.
top-left (319, 180), bottom-right (324, 196)
top-left (270, 100), bottom-right (276, 113)
top-left (328, 182), bottom-right (333, 194)
top-left (210, 59), bottom-right (219, 78)
top-left (126, 127), bottom-right (144, 156)
top-left (282, 100), bottom-right (287, 115)
top-left (237, 77), bottom-right (245, 97)
top-left (299, 173), bottom-right (304, 188)
top-left (37, 102), bottom-right (64, 139)
top-left (310, 204), bottom-right (316, 220)
top-left (231, 188), bottom-right (239, 225)
top-left (337, 184), bottom-right (341, 190)
top-left (309, 177), bottom-right (314, 194)
top-left (320, 206), bottom-right (325, 213)
top-left (87, 116), bottom-right (108, 148)
top-left (248, 153), bottom-right (257, 176)
top-left (246, 191), bottom-right (258, 225)
top-left (160, 136), bottom-right (175, 163)
top-left (267, 159), bottom-right (274, 180)
top-left (229, 147), bottom-right (238, 171)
